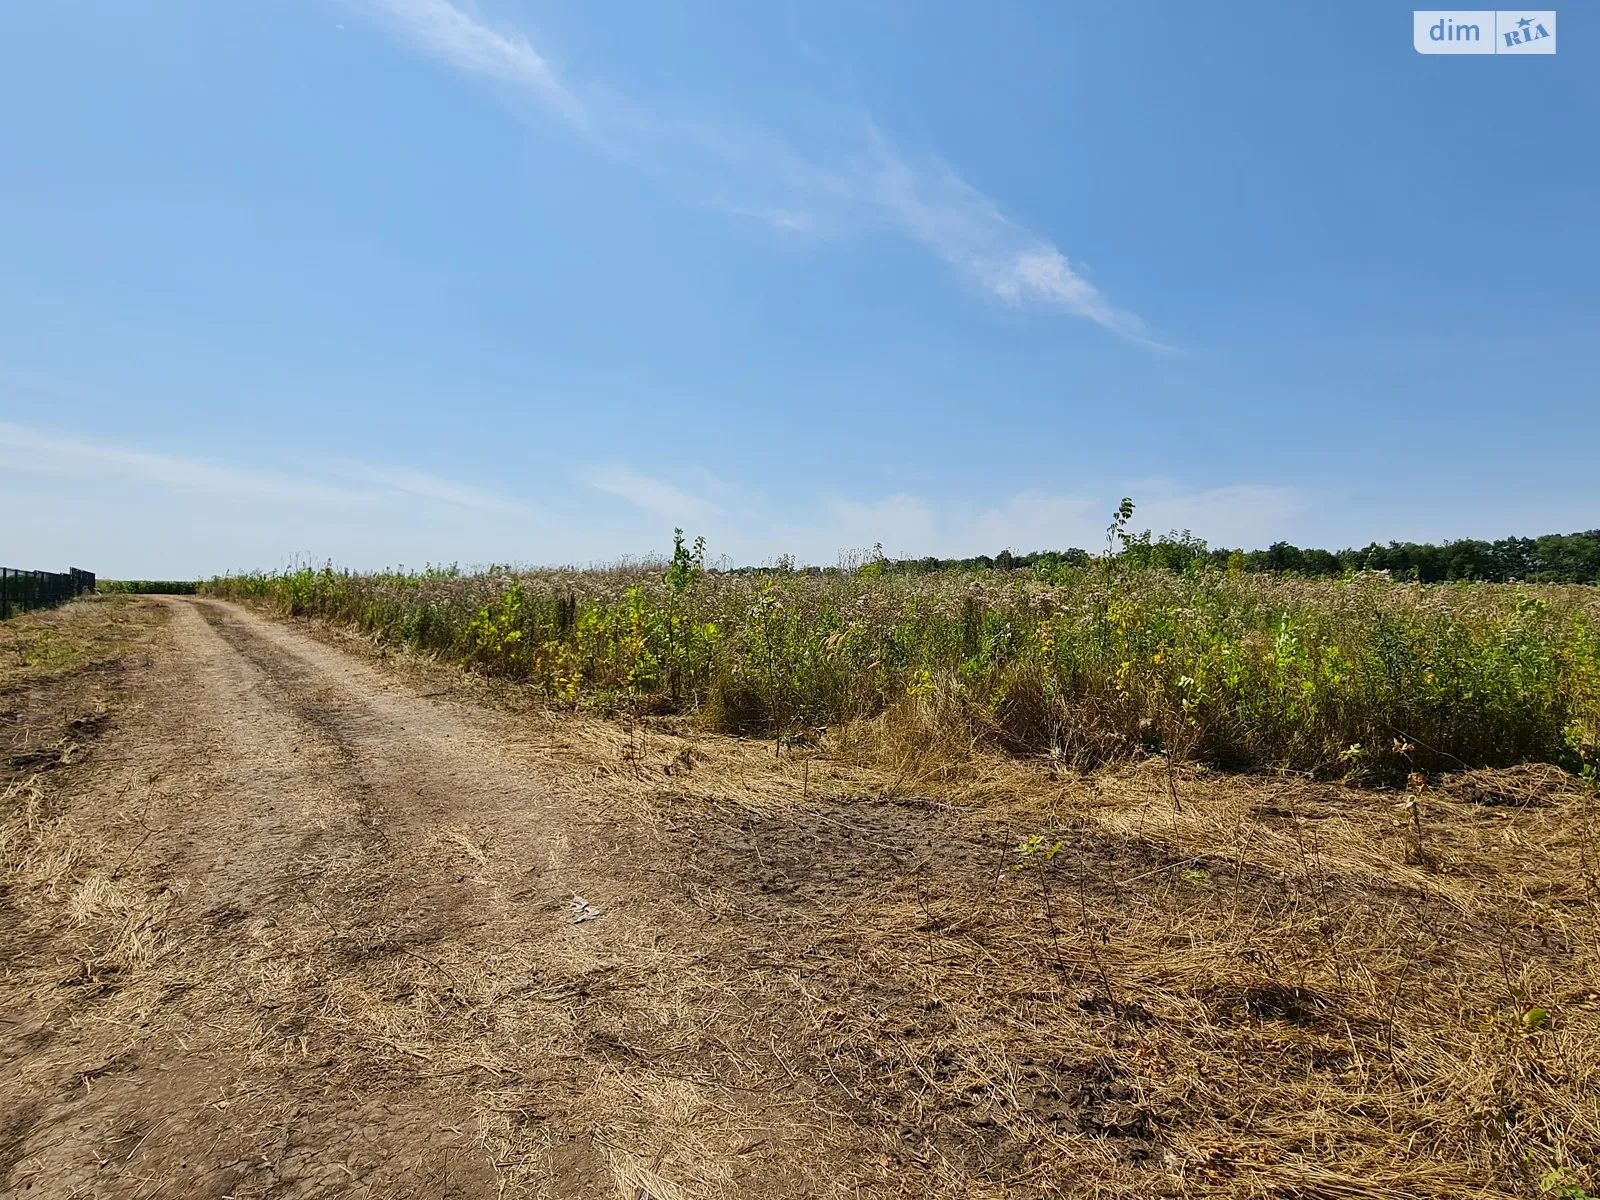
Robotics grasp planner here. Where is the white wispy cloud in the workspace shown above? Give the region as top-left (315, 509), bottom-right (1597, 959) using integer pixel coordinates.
top-left (581, 465), bottom-right (724, 523)
top-left (321, 457), bottom-right (536, 515)
top-left (577, 459), bottom-right (1305, 564)
top-left (0, 421), bottom-right (365, 506)
top-left (0, 420), bottom-right (589, 576)
top-left (0, 417), bottom-right (1302, 576)
top-left (0, 422), bottom-right (543, 517)
top-left (882, 485), bottom-right (1302, 561)
top-left (816, 484), bottom-right (1303, 561)
top-left (1135, 483), bottom-right (1307, 547)
top-left (863, 146), bottom-right (1143, 337)
top-left (347, 0), bottom-right (1153, 341)
top-left (962, 490), bottom-right (1102, 552)
top-left (817, 493), bottom-right (937, 553)
top-left (360, 0), bottom-right (583, 124)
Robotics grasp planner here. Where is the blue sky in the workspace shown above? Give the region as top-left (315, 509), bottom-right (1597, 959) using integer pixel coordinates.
top-left (1, 2), bottom-right (1595, 576)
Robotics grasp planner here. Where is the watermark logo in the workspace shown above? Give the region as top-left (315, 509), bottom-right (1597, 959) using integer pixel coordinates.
top-left (1499, 11), bottom-right (1554, 50)
top-left (1414, 10), bottom-right (1556, 53)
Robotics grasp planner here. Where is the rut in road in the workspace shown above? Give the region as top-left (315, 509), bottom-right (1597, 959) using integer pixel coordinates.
top-left (2, 598), bottom-right (858, 1199)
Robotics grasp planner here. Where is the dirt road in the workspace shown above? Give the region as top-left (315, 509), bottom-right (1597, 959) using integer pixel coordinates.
top-left (6, 597), bottom-right (1597, 1199)
top-left (3, 599), bottom-right (872, 1198)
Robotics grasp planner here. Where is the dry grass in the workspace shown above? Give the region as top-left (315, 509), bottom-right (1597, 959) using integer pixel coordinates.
top-left (0, 592), bottom-right (155, 686)
top-left (5, 596), bottom-right (1598, 1198)
top-left (676, 766), bottom-right (1599, 1196)
top-left (1, 597), bottom-right (172, 989)
top-left (301, 615), bottom-right (1600, 1196)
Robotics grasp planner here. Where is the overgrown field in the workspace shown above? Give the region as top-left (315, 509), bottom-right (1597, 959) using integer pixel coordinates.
top-left (98, 579), bottom-right (198, 595)
top-left (204, 536), bottom-right (1600, 783)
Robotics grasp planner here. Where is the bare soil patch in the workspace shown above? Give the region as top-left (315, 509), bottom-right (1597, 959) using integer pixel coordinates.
top-left (3, 597), bottom-right (1597, 1198)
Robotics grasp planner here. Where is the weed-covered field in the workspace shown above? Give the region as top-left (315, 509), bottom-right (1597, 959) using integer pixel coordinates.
top-left (97, 579), bottom-right (198, 595)
top-left (204, 535), bottom-right (1600, 784)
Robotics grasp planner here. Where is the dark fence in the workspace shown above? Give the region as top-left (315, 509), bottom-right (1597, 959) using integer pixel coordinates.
top-left (0, 567), bottom-right (97, 620)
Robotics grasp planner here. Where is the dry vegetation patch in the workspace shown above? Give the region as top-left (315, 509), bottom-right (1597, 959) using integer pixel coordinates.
top-left (664, 767), bottom-right (1600, 1196)
top-left (289, 614), bottom-right (1600, 1196)
top-left (5, 595), bottom-right (1599, 1198)
top-left (1, 597), bottom-right (169, 975)
top-left (0, 599), bottom-right (174, 1182)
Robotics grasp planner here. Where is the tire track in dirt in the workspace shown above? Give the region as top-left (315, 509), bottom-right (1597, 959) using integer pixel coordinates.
top-left (2, 599), bottom-right (826, 1199)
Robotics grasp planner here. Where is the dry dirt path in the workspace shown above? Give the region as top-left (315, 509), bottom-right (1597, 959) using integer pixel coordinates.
top-left (2, 599), bottom-right (862, 1199)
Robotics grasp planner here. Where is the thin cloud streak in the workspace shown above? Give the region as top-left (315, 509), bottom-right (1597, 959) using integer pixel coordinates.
top-left (0, 422), bottom-right (537, 517)
top-left (360, 0), bottom-right (584, 124)
top-left (864, 146), bottom-right (1146, 339)
top-left (321, 458), bottom-right (537, 515)
top-left (349, 0), bottom-right (1154, 342)
top-left (0, 421), bottom-right (365, 506)
top-left (581, 465), bottom-right (724, 524)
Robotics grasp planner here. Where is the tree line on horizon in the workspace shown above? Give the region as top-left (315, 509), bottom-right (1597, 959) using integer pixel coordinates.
top-left (855, 528), bottom-right (1600, 583)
